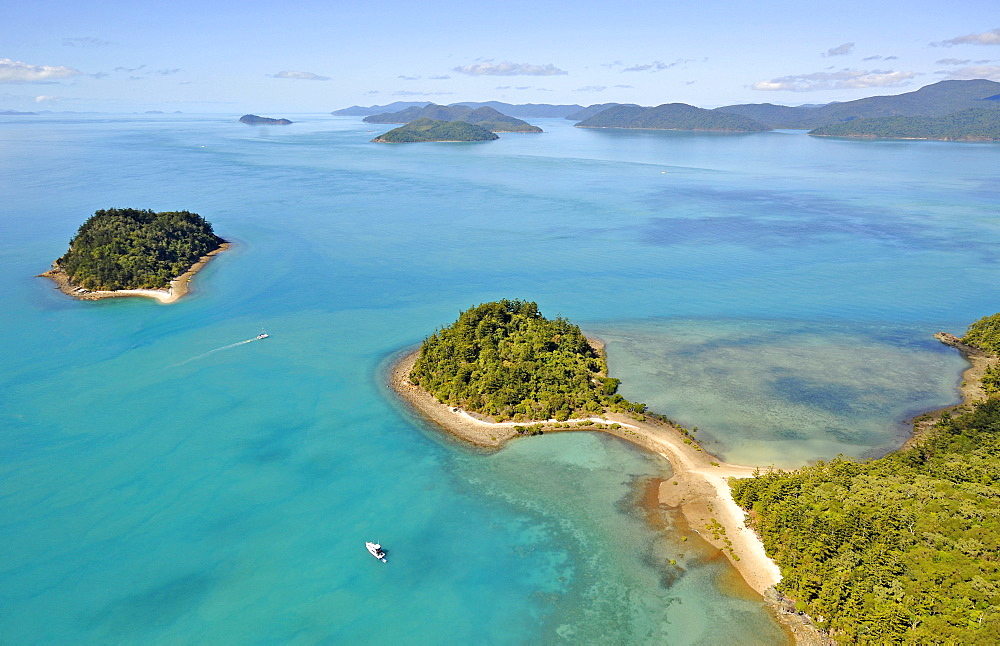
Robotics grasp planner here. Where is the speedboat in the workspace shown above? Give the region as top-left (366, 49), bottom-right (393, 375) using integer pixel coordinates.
top-left (256, 328), bottom-right (269, 340)
top-left (366, 541), bottom-right (387, 563)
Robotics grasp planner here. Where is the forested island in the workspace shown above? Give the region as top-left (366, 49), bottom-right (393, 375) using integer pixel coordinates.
top-left (409, 300), bottom-right (645, 422)
top-left (372, 119), bottom-right (499, 143)
top-left (732, 312), bottom-right (1000, 643)
top-left (364, 104), bottom-right (542, 133)
top-left (239, 114), bottom-right (292, 125)
top-left (41, 208), bottom-right (227, 302)
top-left (575, 103), bottom-right (770, 132)
top-left (808, 107), bottom-right (1000, 141)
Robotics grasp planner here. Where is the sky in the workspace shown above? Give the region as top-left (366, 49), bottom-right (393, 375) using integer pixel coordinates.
top-left (2, 0), bottom-right (999, 113)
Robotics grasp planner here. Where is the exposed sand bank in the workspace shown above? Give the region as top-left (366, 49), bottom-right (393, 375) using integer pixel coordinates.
top-left (389, 347), bottom-right (783, 597)
top-left (39, 242), bottom-right (230, 304)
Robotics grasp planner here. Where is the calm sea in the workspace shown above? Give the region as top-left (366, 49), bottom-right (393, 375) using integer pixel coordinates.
top-left (1, 113), bottom-right (996, 643)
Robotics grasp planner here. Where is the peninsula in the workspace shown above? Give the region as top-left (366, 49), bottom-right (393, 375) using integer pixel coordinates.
top-left (372, 119), bottom-right (499, 143)
top-left (40, 207), bottom-right (227, 303)
top-left (239, 114), bottom-right (292, 125)
top-left (731, 312), bottom-right (1000, 643)
top-left (390, 300), bottom-right (784, 598)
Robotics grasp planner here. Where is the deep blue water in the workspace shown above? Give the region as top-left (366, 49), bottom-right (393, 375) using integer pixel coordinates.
top-left (1, 113), bottom-right (997, 643)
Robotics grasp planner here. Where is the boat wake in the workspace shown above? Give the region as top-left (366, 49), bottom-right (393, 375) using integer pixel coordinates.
top-left (169, 332), bottom-right (268, 368)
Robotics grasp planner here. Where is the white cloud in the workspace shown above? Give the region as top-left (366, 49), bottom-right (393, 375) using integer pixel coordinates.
top-left (453, 61), bottom-right (567, 76)
top-left (398, 75), bottom-right (420, 80)
top-left (936, 58), bottom-right (971, 65)
top-left (574, 85), bottom-right (607, 92)
top-left (429, 75), bottom-right (451, 80)
top-left (752, 68), bottom-right (917, 91)
top-left (940, 65), bottom-right (1000, 81)
top-left (269, 70), bottom-right (330, 81)
top-left (823, 43), bottom-right (855, 57)
top-left (622, 59), bottom-right (694, 72)
top-left (0, 58), bottom-right (81, 83)
top-left (932, 28), bottom-right (1000, 47)
top-left (613, 84), bottom-right (634, 88)
top-left (863, 55), bottom-right (898, 61)
top-left (35, 95), bottom-right (60, 103)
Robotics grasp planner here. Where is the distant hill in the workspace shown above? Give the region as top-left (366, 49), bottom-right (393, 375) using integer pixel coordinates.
top-left (335, 101), bottom-right (581, 118)
top-left (364, 104), bottom-right (542, 132)
top-left (808, 106), bottom-right (1000, 141)
top-left (0, 110), bottom-right (37, 115)
top-left (239, 114), bottom-right (292, 125)
top-left (371, 118), bottom-right (500, 143)
top-left (565, 103), bottom-right (629, 121)
top-left (576, 103), bottom-right (770, 132)
top-left (717, 79), bottom-right (1000, 129)
top-left (332, 101), bottom-right (431, 116)
top-left (449, 102), bottom-right (583, 118)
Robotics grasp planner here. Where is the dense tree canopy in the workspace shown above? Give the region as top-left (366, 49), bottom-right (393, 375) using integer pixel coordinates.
top-left (57, 208), bottom-right (225, 290)
top-left (409, 300), bottom-right (644, 422)
top-left (371, 119), bottom-right (499, 143)
top-left (808, 107), bottom-right (1000, 141)
top-left (731, 313), bottom-right (1000, 643)
top-left (575, 103), bottom-right (770, 132)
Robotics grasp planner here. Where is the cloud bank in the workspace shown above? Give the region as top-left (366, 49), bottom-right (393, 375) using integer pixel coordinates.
top-left (939, 65), bottom-right (1000, 81)
top-left (269, 70), bottom-right (330, 81)
top-left (453, 61), bottom-right (567, 76)
top-left (753, 68), bottom-right (917, 91)
top-left (932, 28), bottom-right (1000, 47)
top-left (0, 58), bottom-right (81, 83)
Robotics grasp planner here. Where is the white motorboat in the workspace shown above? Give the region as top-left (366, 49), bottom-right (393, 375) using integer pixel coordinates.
top-left (255, 328), bottom-right (269, 340)
top-left (366, 541), bottom-right (386, 562)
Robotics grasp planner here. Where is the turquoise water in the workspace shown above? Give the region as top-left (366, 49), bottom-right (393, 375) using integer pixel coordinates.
top-left (1, 114), bottom-right (997, 643)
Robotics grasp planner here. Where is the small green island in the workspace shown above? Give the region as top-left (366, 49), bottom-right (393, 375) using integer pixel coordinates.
top-left (41, 207), bottom-right (227, 302)
top-left (365, 104), bottom-right (543, 133)
top-left (731, 312), bottom-right (1000, 643)
top-left (372, 118), bottom-right (500, 143)
top-left (239, 114), bottom-right (292, 125)
top-left (408, 300), bottom-right (645, 423)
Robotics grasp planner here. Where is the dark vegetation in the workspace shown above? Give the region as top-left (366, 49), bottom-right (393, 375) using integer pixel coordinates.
top-left (575, 103), bottom-right (770, 132)
top-left (371, 119), bottom-right (499, 143)
top-left (409, 300), bottom-right (648, 422)
top-left (364, 104), bottom-right (542, 132)
top-left (57, 208), bottom-right (225, 290)
top-left (717, 79), bottom-right (1000, 130)
top-left (809, 107), bottom-right (1000, 141)
top-left (731, 312), bottom-right (1000, 643)
top-left (239, 114), bottom-right (292, 125)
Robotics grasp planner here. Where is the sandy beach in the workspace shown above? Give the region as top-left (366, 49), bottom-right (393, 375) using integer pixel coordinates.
top-left (39, 242), bottom-right (230, 304)
top-left (389, 346), bottom-right (783, 597)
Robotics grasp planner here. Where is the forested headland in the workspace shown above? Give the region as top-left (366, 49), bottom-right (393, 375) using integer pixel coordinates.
top-left (52, 208), bottom-right (226, 291)
top-left (808, 107), bottom-right (1000, 141)
top-left (731, 312), bottom-right (1000, 643)
top-left (408, 300), bottom-right (647, 422)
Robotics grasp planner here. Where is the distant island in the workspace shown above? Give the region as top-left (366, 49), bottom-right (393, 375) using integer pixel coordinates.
top-left (716, 79), bottom-right (1000, 130)
top-left (40, 208), bottom-right (227, 303)
top-left (334, 101), bottom-right (583, 119)
top-left (0, 110), bottom-right (37, 116)
top-left (239, 114), bottom-right (292, 125)
top-left (372, 119), bottom-right (499, 143)
top-left (808, 107), bottom-right (1000, 141)
top-left (575, 102), bottom-right (770, 132)
top-left (732, 312), bottom-right (1000, 643)
top-left (365, 104), bottom-right (542, 133)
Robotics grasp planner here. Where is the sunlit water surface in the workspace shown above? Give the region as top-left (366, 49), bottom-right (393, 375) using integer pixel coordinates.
top-left (1, 114), bottom-right (997, 643)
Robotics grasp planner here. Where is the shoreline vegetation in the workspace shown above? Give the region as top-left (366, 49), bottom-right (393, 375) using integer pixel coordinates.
top-left (389, 302), bottom-right (999, 643)
top-left (38, 207), bottom-right (228, 304)
top-left (40, 242), bottom-right (229, 303)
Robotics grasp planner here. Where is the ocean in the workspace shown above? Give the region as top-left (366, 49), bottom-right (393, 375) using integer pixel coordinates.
top-left (1, 113), bottom-right (996, 643)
